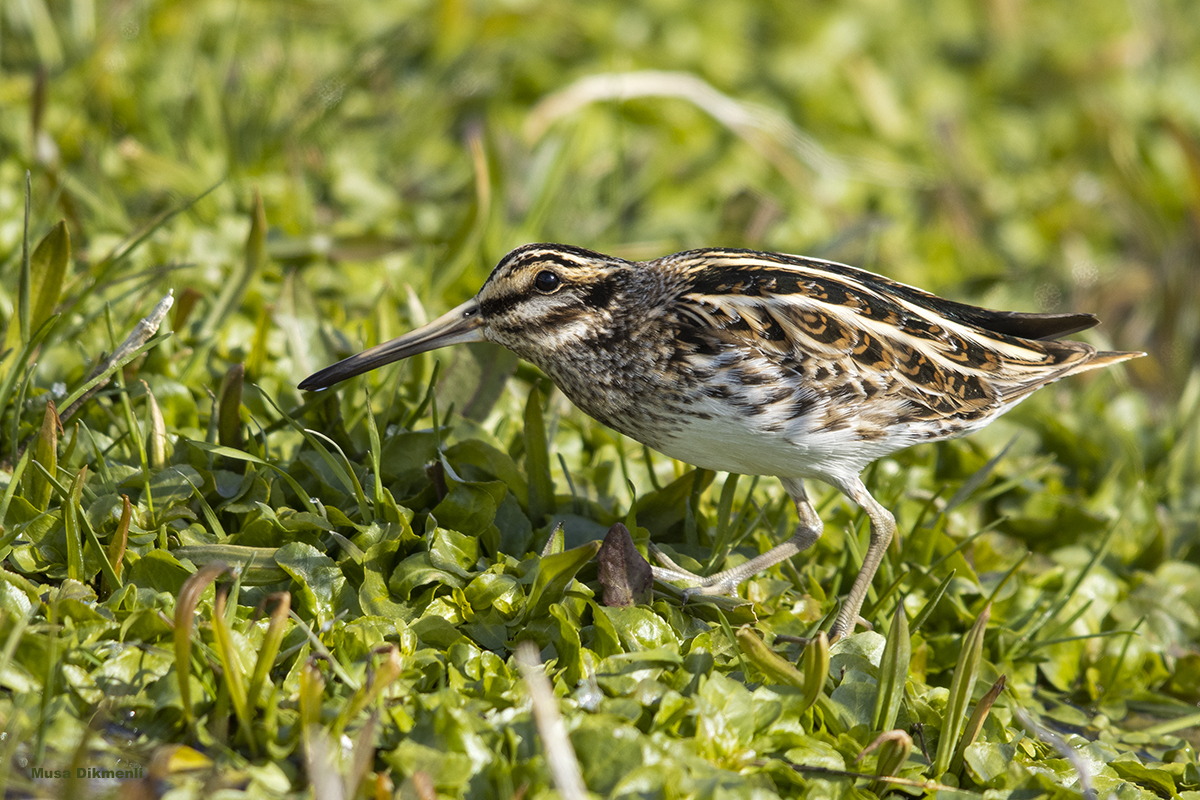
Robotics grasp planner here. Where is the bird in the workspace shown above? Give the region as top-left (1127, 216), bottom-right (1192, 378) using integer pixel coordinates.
top-left (300, 243), bottom-right (1141, 640)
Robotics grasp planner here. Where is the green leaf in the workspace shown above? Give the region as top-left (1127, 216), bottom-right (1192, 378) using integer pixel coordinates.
top-left (595, 605), bottom-right (679, 651)
top-left (427, 526), bottom-right (481, 578)
top-left (548, 602), bottom-right (585, 685)
top-left (522, 541), bottom-right (601, 621)
top-left (273, 542), bottom-right (355, 626)
top-left (963, 741), bottom-right (1016, 787)
top-left (431, 479), bottom-right (507, 538)
top-left (444, 440), bottom-right (528, 504)
top-left (174, 545), bottom-right (290, 586)
top-left (359, 539), bottom-right (416, 620)
top-left (28, 220), bottom-right (70, 341)
top-left (1110, 754), bottom-right (1182, 795)
top-left (389, 552), bottom-right (466, 599)
top-left (184, 440), bottom-right (321, 516)
top-left (464, 572), bottom-right (522, 618)
top-left (144, 464), bottom-right (204, 506)
top-left (569, 715), bottom-right (644, 795)
top-left (125, 550), bottom-right (191, 595)
top-left (28, 401), bottom-right (60, 512)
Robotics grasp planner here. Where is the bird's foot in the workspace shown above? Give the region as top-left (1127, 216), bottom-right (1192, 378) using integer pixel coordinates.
top-left (647, 544), bottom-right (746, 599)
top-left (826, 614), bottom-right (872, 644)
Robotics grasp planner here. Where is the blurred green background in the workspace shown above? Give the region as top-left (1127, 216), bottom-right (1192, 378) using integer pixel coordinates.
top-left (2, 0), bottom-right (1200, 797)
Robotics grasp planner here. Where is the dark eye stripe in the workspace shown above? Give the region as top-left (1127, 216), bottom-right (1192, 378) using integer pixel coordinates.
top-left (479, 293), bottom-right (524, 317)
top-left (581, 276), bottom-right (617, 309)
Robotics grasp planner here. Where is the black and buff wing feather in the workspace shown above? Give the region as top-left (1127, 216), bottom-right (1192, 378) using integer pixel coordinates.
top-left (665, 249), bottom-right (1135, 438)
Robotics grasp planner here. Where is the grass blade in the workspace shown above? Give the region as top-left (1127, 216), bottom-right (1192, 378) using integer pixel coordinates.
top-left (217, 364), bottom-right (245, 451)
top-left (872, 602), bottom-right (911, 732)
top-left (298, 658), bottom-right (326, 754)
top-left (212, 586), bottom-right (257, 755)
top-left (175, 561), bottom-right (230, 725)
top-left (364, 387), bottom-right (385, 513)
top-left (307, 430), bottom-right (372, 522)
top-left (3, 214), bottom-right (69, 369)
top-left (62, 466), bottom-right (87, 581)
top-left (943, 435), bottom-right (1018, 513)
top-left (86, 181), bottom-right (221, 306)
top-left (254, 386), bottom-right (370, 520)
top-left (332, 645), bottom-right (401, 738)
top-left (933, 603), bottom-right (990, 775)
top-left (0, 315), bottom-right (60, 443)
top-left (28, 400), bottom-right (60, 511)
top-left (0, 446), bottom-right (34, 526)
top-left (950, 674), bottom-right (1006, 775)
top-left (248, 593), bottom-right (291, 707)
top-left (0, 605), bottom-right (34, 684)
top-left (909, 569), bottom-right (955, 635)
top-left (183, 439), bottom-right (320, 516)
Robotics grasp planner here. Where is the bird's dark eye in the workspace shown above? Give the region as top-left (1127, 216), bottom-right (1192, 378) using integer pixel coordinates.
top-left (533, 270), bottom-right (562, 294)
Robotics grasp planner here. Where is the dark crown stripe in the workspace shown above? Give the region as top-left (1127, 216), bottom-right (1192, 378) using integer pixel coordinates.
top-left (538, 252), bottom-right (600, 271)
top-left (502, 243), bottom-right (627, 271)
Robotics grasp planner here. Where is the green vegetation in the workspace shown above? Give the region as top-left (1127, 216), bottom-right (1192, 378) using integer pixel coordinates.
top-left (2, 1), bottom-right (1198, 797)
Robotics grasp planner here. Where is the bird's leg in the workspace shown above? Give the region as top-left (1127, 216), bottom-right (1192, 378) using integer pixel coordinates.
top-left (828, 476), bottom-right (896, 642)
top-left (649, 477), bottom-right (824, 597)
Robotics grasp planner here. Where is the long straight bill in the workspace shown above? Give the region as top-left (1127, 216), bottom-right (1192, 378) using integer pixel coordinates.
top-left (299, 299), bottom-right (483, 391)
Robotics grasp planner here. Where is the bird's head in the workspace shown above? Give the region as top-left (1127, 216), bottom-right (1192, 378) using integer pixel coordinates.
top-left (298, 244), bottom-right (632, 391)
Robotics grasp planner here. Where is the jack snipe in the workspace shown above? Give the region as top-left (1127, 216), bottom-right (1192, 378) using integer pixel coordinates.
top-left (300, 244), bottom-right (1141, 640)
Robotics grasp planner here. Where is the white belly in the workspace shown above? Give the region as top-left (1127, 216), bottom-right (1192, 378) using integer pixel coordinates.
top-left (647, 395), bottom-right (910, 484)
